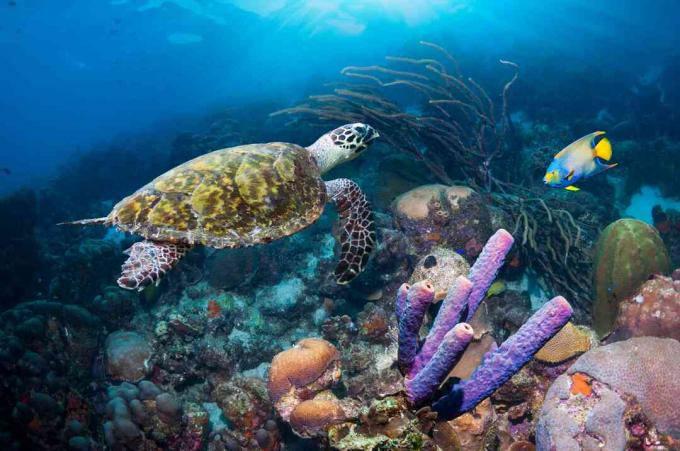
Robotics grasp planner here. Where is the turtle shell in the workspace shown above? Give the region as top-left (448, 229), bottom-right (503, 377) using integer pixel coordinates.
top-left (107, 143), bottom-right (327, 248)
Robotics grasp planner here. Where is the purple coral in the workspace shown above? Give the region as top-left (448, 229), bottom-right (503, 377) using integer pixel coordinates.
top-left (396, 228), bottom-right (573, 418)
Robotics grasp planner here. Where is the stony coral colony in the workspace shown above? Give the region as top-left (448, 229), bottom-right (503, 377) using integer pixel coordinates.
top-left (1, 44), bottom-right (680, 451)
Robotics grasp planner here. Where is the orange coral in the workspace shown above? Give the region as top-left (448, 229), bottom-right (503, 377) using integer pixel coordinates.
top-left (268, 338), bottom-right (341, 421)
top-left (535, 322), bottom-right (593, 364)
top-left (570, 372), bottom-right (592, 396)
top-left (207, 299), bottom-right (221, 318)
top-left (288, 398), bottom-right (346, 438)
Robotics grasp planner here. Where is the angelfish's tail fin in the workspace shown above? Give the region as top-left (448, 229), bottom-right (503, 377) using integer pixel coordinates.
top-left (57, 217), bottom-right (108, 226)
top-left (591, 131), bottom-right (613, 161)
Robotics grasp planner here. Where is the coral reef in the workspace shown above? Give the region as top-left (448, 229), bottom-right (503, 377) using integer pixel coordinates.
top-left (609, 272), bottom-right (680, 341)
top-left (210, 374), bottom-right (279, 447)
top-left (592, 218), bottom-right (671, 336)
top-left (4, 40), bottom-right (678, 451)
top-left (0, 301), bottom-right (103, 449)
top-left (537, 337), bottom-right (680, 449)
top-left (103, 380), bottom-right (208, 449)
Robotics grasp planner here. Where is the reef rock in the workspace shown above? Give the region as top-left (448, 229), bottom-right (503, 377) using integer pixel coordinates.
top-left (392, 184), bottom-right (492, 261)
top-left (537, 337), bottom-right (680, 450)
top-left (105, 331), bottom-right (153, 382)
top-left (610, 274), bottom-right (680, 342)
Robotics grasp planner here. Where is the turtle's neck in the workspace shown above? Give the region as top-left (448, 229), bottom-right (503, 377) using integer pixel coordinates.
top-left (306, 134), bottom-right (346, 175)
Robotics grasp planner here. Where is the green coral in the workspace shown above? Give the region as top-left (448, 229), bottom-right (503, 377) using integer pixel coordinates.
top-left (593, 218), bottom-right (671, 336)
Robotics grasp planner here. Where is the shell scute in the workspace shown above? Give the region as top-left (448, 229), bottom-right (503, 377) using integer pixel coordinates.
top-left (147, 194), bottom-right (197, 231)
top-left (112, 191), bottom-right (159, 226)
top-left (154, 168), bottom-right (202, 193)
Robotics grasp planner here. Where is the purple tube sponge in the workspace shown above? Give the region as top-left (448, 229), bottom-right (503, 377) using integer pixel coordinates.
top-left (406, 323), bottom-right (474, 405)
top-left (465, 229), bottom-right (514, 321)
top-left (395, 228), bottom-right (572, 416)
top-left (397, 281), bottom-right (434, 374)
top-left (432, 296), bottom-right (573, 420)
top-left (410, 276), bottom-right (472, 377)
top-left (395, 283), bottom-right (410, 320)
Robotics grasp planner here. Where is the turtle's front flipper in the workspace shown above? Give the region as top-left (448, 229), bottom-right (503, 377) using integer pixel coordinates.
top-left (117, 240), bottom-right (190, 291)
top-left (326, 179), bottom-right (376, 284)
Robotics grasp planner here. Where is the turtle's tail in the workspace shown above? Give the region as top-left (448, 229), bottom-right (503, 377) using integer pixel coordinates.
top-left (57, 217), bottom-right (108, 226)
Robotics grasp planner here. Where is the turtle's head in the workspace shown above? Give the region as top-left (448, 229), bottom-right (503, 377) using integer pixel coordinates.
top-left (307, 123), bottom-right (379, 174)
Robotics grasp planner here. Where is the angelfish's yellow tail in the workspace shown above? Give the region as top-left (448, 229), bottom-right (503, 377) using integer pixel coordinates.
top-left (592, 131), bottom-right (612, 161)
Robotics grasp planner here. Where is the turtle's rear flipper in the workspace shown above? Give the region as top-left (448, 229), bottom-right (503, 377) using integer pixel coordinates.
top-left (326, 179), bottom-right (376, 284)
top-left (117, 240), bottom-right (190, 291)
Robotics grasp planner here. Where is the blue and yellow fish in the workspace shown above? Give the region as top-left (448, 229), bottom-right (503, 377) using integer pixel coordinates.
top-left (543, 131), bottom-right (618, 191)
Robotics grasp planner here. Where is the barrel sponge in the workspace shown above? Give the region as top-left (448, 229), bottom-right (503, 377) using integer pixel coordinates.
top-left (267, 338), bottom-right (340, 403)
top-left (593, 219), bottom-right (670, 336)
top-left (393, 184), bottom-right (450, 220)
top-left (288, 398), bottom-right (346, 438)
top-left (569, 337), bottom-right (680, 438)
top-left (535, 322), bottom-right (594, 364)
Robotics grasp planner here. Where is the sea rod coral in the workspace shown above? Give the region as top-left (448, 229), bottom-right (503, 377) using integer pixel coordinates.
top-left (397, 229), bottom-right (574, 419)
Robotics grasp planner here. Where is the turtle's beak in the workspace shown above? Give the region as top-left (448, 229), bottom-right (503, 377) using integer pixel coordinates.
top-left (364, 125), bottom-right (379, 143)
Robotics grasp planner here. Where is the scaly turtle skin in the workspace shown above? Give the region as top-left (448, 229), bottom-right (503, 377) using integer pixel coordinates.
top-left (62, 124), bottom-right (379, 290)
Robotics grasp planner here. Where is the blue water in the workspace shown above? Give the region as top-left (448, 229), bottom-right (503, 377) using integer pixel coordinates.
top-left (1, 0), bottom-right (678, 193)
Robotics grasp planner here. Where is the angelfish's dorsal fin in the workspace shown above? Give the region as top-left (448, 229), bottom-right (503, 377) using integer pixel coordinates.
top-left (591, 131), bottom-right (612, 161)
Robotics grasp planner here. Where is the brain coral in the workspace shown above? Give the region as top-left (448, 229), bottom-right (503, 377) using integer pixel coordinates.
top-left (288, 398), bottom-right (346, 438)
top-left (267, 338), bottom-right (340, 421)
top-left (534, 322), bottom-right (594, 364)
top-left (105, 331), bottom-right (152, 382)
top-left (537, 337), bottom-right (680, 450)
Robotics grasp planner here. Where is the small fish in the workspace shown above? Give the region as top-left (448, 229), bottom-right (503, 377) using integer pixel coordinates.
top-left (543, 131), bottom-right (618, 191)
top-left (1, 167), bottom-right (10, 175)
top-left (485, 280), bottom-right (506, 299)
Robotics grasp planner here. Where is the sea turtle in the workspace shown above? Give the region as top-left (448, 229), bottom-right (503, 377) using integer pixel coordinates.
top-left (63, 123), bottom-right (379, 290)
